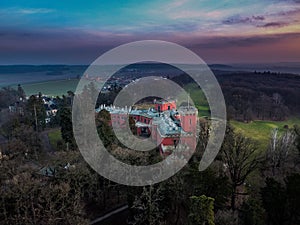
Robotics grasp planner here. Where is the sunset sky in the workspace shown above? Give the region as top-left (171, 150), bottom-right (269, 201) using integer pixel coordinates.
top-left (0, 0), bottom-right (299, 64)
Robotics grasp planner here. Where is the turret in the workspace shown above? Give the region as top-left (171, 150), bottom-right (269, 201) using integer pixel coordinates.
top-left (154, 99), bottom-right (176, 112)
top-left (178, 106), bottom-right (198, 133)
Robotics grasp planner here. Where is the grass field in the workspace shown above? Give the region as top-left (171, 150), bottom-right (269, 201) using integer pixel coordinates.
top-left (182, 83), bottom-right (210, 117)
top-left (16, 79), bottom-right (80, 96)
top-left (231, 118), bottom-right (300, 149)
top-left (48, 129), bottom-right (63, 151)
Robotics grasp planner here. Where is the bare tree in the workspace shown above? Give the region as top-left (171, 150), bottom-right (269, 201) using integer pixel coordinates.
top-left (129, 185), bottom-right (167, 225)
top-left (272, 93), bottom-right (283, 106)
top-left (267, 128), bottom-right (296, 176)
top-left (221, 126), bottom-right (261, 211)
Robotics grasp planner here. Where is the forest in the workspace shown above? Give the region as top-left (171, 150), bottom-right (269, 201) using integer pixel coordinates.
top-left (172, 70), bottom-right (300, 121)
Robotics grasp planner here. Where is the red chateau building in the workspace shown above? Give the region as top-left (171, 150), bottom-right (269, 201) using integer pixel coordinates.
top-left (97, 99), bottom-right (198, 155)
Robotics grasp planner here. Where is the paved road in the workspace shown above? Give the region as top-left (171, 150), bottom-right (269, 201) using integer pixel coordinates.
top-left (91, 205), bottom-right (129, 225)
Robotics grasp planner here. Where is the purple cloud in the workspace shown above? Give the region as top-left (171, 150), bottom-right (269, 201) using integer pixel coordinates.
top-left (274, 8), bottom-right (300, 16)
top-left (258, 22), bottom-right (288, 28)
top-left (252, 15), bottom-right (265, 21)
top-left (223, 15), bottom-right (265, 25)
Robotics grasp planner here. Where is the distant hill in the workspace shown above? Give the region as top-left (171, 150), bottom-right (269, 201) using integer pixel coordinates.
top-left (0, 65), bottom-right (87, 74)
top-left (0, 65), bottom-right (87, 87)
top-left (209, 64), bottom-right (234, 69)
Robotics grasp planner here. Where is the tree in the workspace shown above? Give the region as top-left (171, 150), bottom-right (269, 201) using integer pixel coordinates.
top-left (129, 185), bottom-right (167, 225)
top-left (261, 178), bottom-right (287, 225)
top-left (26, 94), bottom-right (46, 131)
top-left (162, 173), bottom-right (187, 225)
top-left (67, 90), bottom-right (75, 106)
top-left (221, 125), bottom-right (261, 210)
top-left (294, 125), bottom-right (300, 155)
top-left (96, 109), bottom-right (116, 148)
top-left (259, 174), bottom-right (300, 225)
top-left (0, 171), bottom-right (89, 225)
top-left (59, 107), bottom-right (75, 150)
top-left (187, 162), bottom-right (231, 211)
top-left (1, 119), bottom-right (41, 159)
top-left (239, 197), bottom-right (265, 225)
top-left (0, 86), bottom-right (18, 109)
top-left (17, 84), bottom-right (26, 101)
top-left (285, 173), bottom-right (300, 224)
top-left (188, 195), bottom-right (215, 225)
top-left (12, 124), bottom-right (41, 158)
top-left (0, 117), bottom-right (20, 141)
top-left (266, 128), bottom-right (296, 176)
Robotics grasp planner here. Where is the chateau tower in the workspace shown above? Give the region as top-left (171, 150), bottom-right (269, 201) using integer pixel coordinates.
top-left (178, 106), bottom-right (198, 133)
top-left (154, 99), bottom-right (176, 112)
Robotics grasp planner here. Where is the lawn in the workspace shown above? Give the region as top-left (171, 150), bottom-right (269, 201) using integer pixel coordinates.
top-left (231, 118), bottom-right (300, 150)
top-left (48, 129), bottom-right (63, 151)
top-left (182, 83), bottom-right (210, 117)
top-left (197, 105), bottom-right (210, 117)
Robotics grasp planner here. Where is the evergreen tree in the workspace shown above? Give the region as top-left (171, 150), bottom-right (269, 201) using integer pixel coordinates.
top-left (96, 109), bottom-right (115, 148)
top-left (26, 94), bottom-right (46, 131)
top-left (17, 84), bottom-right (26, 101)
top-left (59, 107), bottom-right (75, 150)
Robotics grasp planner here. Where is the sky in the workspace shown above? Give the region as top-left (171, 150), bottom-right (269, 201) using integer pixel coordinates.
top-left (0, 0), bottom-right (299, 64)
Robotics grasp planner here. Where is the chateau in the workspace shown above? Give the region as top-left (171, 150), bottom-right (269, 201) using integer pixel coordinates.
top-left (97, 99), bottom-right (198, 155)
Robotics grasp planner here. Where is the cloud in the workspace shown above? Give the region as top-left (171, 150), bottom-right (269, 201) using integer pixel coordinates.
top-left (252, 16), bottom-right (265, 21)
top-left (0, 27), bottom-right (299, 64)
top-left (167, 9), bottom-right (224, 20)
top-left (222, 15), bottom-right (265, 25)
top-left (17, 8), bottom-right (55, 15)
top-left (273, 8), bottom-right (300, 16)
top-left (168, 0), bottom-right (190, 8)
top-left (0, 7), bottom-right (55, 16)
top-left (223, 15), bottom-right (251, 25)
top-left (280, 0), bottom-right (300, 3)
top-left (259, 22), bottom-right (289, 28)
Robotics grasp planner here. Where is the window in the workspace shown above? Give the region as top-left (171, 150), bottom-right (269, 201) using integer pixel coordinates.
top-left (168, 105), bottom-right (170, 110)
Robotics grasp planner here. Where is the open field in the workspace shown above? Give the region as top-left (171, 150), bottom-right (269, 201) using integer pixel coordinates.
top-left (15, 79), bottom-right (80, 96)
top-left (231, 118), bottom-right (300, 149)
